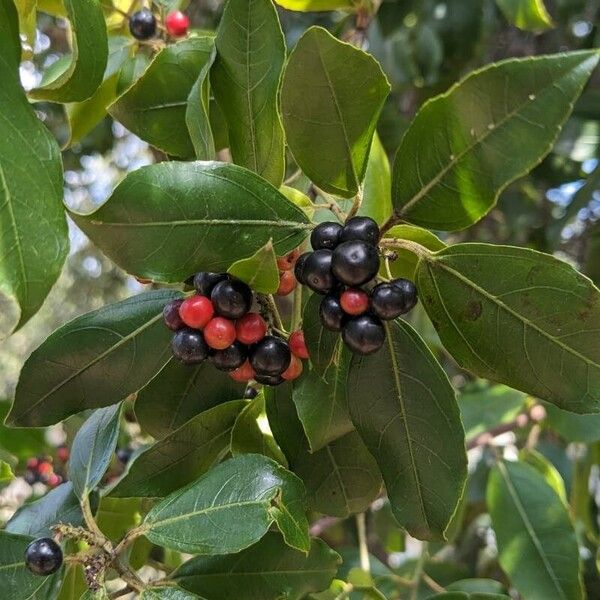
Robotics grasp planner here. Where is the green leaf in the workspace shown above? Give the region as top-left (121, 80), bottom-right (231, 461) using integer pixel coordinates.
top-left (0, 403), bottom-right (47, 460)
top-left (292, 352), bottom-right (353, 452)
top-left (446, 579), bottom-right (507, 595)
top-left (0, 460), bottom-right (14, 484)
top-left (70, 403), bottom-right (122, 498)
top-left (383, 225), bottom-right (446, 281)
top-left (231, 393), bottom-right (287, 465)
top-left (174, 533), bottom-right (340, 600)
top-left (347, 319), bottom-right (467, 540)
top-left (30, 0), bottom-right (108, 102)
top-left (392, 51), bottom-right (600, 230)
top-left (6, 482), bottom-right (83, 537)
top-left (69, 161), bottom-right (311, 283)
top-left (274, 0), bottom-right (355, 11)
top-left (57, 565), bottom-right (87, 600)
top-left (140, 588), bottom-right (201, 600)
top-left (427, 594), bottom-right (508, 600)
top-left (211, 0), bottom-right (286, 186)
top-left (228, 240), bottom-right (280, 294)
top-left (487, 460), bottom-right (583, 600)
top-left (0, 531), bottom-right (63, 599)
top-left (519, 448), bottom-right (567, 503)
top-left (266, 383), bottom-right (382, 518)
top-left (135, 358), bottom-right (245, 439)
top-left (416, 243), bottom-right (600, 414)
top-left (111, 400), bottom-right (247, 498)
top-left (96, 496), bottom-right (142, 540)
top-left (0, 0), bottom-right (68, 337)
top-left (281, 26), bottom-right (390, 198)
top-left (9, 290), bottom-right (179, 426)
top-left (141, 454), bottom-right (309, 554)
top-left (109, 37), bottom-right (216, 158)
top-left (185, 40), bottom-right (216, 160)
top-left (544, 402), bottom-right (600, 442)
top-left (360, 132), bottom-right (393, 225)
top-left (496, 0), bottom-right (553, 32)
top-left (459, 384), bottom-right (525, 440)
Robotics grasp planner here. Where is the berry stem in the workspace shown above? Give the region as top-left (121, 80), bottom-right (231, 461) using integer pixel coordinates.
top-left (346, 185), bottom-right (363, 220)
top-left (384, 256), bottom-right (394, 280)
top-left (311, 185), bottom-right (348, 222)
top-left (266, 294), bottom-right (286, 333)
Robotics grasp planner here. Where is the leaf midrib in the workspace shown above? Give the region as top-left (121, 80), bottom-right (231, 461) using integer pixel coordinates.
top-left (177, 567), bottom-right (333, 579)
top-left (85, 218), bottom-right (313, 229)
top-left (496, 461), bottom-right (567, 600)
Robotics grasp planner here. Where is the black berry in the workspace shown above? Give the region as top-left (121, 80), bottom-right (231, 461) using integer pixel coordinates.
top-left (210, 341), bottom-right (248, 371)
top-left (319, 294), bottom-right (346, 332)
top-left (371, 279), bottom-right (417, 320)
top-left (171, 328), bottom-right (209, 364)
top-left (303, 249), bottom-right (335, 294)
top-left (25, 538), bottom-right (63, 576)
top-left (116, 448), bottom-right (132, 464)
top-left (332, 241), bottom-right (380, 286)
top-left (340, 216), bottom-right (380, 245)
top-left (342, 314), bottom-right (385, 355)
top-left (250, 336), bottom-right (291, 376)
top-left (294, 252), bottom-right (310, 285)
top-left (211, 279), bottom-right (253, 319)
top-left (163, 298), bottom-right (184, 331)
top-left (255, 373), bottom-right (285, 386)
top-left (244, 386), bottom-right (258, 399)
top-left (193, 272), bottom-right (228, 296)
top-left (129, 9), bottom-right (156, 40)
top-left (311, 222), bottom-right (343, 250)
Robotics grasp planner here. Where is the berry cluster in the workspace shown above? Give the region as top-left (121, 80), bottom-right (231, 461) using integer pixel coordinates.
top-left (295, 217), bottom-right (418, 356)
top-left (163, 273), bottom-right (308, 386)
top-left (129, 8), bottom-right (189, 41)
top-left (25, 538), bottom-right (63, 577)
top-left (24, 448), bottom-right (68, 489)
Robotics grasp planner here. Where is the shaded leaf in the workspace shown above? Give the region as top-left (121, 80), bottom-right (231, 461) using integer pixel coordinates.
top-left (487, 460), bottom-right (582, 600)
top-left (519, 448), bottom-right (567, 502)
top-left (282, 26), bottom-right (390, 197)
top-left (347, 319), bottom-right (467, 540)
top-left (30, 0), bottom-right (108, 102)
top-left (69, 161), bottom-right (311, 283)
top-left (135, 358), bottom-right (245, 439)
top-left (109, 37), bottom-right (215, 158)
top-left (228, 240), bottom-right (280, 294)
top-left (174, 533), bottom-right (340, 600)
top-left (57, 565), bottom-right (87, 600)
top-left (0, 0), bottom-right (68, 337)
top-left (111, 400), bottom-right (247, 497)
top-left (0, 402), bottom-right (47, 460)
top-left (96, 496), bottom-right (142, 540)
top-left (392, 52), bottom-right (599, 230)
top-left (416, 244), bottom-right (600, 413)
top-left (212, 0), bottom-right (286, 185)
top-left (9, 290), bottom-right (179, 426)
top-left (544, 402), bottom-right (600, 442)
top-left (140, 588), bottom-right (201, 600)
top-left (70, 403), bottom-right (122, 498)
top-left (142, 454), bottom-right (309, 554)
top-left (6, 482), bottom-right (83, 537)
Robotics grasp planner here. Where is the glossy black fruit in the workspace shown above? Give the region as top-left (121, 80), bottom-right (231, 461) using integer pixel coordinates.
top-left (244, 386), bottom-right (258, 399)
top-left (342, 314), bottom-right (385, 355)
top-left (319, 294), bottom-right (346, 332)
top-left (332, 240), bottom-right (380, 286)
top-left (193, 272), bottom-right (228, 296)
top-left (340, 216), bottom-right (380, 245)
top-left (311, 222), bottom-right (343, 250)
top-left (171, 328), bottom-right (209, 364)
top-left (303, 249), bottom-right (335, 294)
top-left (294, 252), bottom-right (310, 285)
top-left (249, 336), bottom-right (291, 376)
top-left (211, 279), bottom-right (253, 319)
top-left (129, 9), bottom-right (156, 40)
top-left (255, 374), bottom-right (285, 386)
top-left (25, 538), bottom-right (63, 576)
top-left (210, 341), bottom-right (248, 371)
top-left (370, 279), bottom-right (417, 320)
top-left (163, 298), bottom-right (184, 331)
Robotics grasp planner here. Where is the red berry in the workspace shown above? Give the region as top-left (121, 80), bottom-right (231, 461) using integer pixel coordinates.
top-left (236, 312), bottom-right (267, 345)
top-left (340, 289), bottom-right (369, 316)
top-left (282, 355), bottom-right (303, 381)
top-left (47, 473), bottom-right (62, 488)
top-left (179, 295), bottom-right (214, 329)
top-left (204, 317), bottom-right (236, 350)
top-left (289, 330), bottom-right (309, 359)
top-left (277, 249), bottom-right (300, 271)
top-left (277, 271), bottom-right (296, 296)
top-left (56, 446), bottom-right (69, 462)
top-left (37, 461), bottom-right (53, 476)
top-left (229, 360), bottom-right (256, 383)
top-left (26, 457), bottom-right (39, 470)
top-left (165, 10), bottom-right (190, 37)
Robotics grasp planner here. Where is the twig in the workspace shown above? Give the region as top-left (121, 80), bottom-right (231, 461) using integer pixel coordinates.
top-left (422, 573), bottom-right (446, 593)
top-left (346, 186), bottom-right (363, 220)
top-left (81, 496), bottom-right (112, 553)
top-left (312, 185), bottom-right (348, 222)
top-left (309, 516), bottom-right (340, 537)
top-left (284, 169), bottom-right (302, 186)
top-left (466, 413), bottom-right (530, 450)
top-left (410, 543), bottom-right (428, 600)
top-left (356, 513), bottom-right (371, 574)
top-left (110, 585), bottom-right (135, 599)
top-left (379, 237), bottom-right (431, 259)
